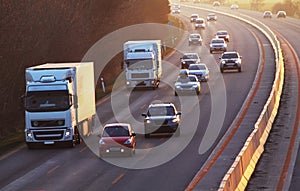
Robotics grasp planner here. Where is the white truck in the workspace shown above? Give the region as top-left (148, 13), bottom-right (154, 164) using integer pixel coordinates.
top-left (123, 40), bottom-right (162, 89)
top-left (24, 62), bottom-right (96, 148)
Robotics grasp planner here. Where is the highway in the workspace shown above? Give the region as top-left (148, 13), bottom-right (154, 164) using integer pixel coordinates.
top-left (183, 3), bottom-right (300, 190)
top-left (0, 4), bottom-right (282, 191)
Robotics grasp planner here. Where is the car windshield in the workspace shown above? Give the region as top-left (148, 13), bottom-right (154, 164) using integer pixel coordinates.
top-left (147, 106), bottom-right (175, 116)
top-left (183, 54), bottom-right (198, 59)
top-left (102, 126), bottom-right (130, 137)
top-left (217, 32), bottom-right (227, 35)
top-left (191, 15), bottom-right (198, 18)
top-left (212, 39), bottom-right (224, 44)
top-left (222, 53), bottom-right (238, 59)
top-left (190, 34), bottom-right (200, 38)
top-left (189, 65), bottom-right (206, 70)
top-left (195, 19), bottom-right (204, 23)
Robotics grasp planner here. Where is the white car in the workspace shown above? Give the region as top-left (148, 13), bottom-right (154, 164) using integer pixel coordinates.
top-left (210, 38), bottom-right (227, 53)
top-left (194, 18), bottom-right (206, 29)
top-left (175, 75), bottom-right (201, 96)
top-left (188, 63), bottom-right (210, 82)
top-left (230, 4), bottom-right (239, 10)
top-left (190, 14), bottom-right (199, 22)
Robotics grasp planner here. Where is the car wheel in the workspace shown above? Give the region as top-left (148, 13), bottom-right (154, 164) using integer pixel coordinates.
top-left (197, 89), bottom-right (200, 95)
top-left (210, 50), bottom-right (213, 54)
top-left (175, 91), bottom-right (178, 96)
top-left (220, 68), bottom-right (224, 73)
top-left (238, 67), bottom-right (242, 72)
top-left (145, 133), bottom-right (150, 138)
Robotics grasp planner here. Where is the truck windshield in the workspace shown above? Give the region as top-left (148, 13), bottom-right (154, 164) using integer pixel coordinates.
top-left (25, 90), bottom-right (70, 112)
top-left (126, 60), bottom-right (154, 70)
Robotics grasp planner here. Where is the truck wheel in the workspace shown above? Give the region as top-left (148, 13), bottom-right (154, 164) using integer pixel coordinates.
top-left (74, 127), bottom-right (81, 145)
top-left (27, 143), bottom-right (37, 149)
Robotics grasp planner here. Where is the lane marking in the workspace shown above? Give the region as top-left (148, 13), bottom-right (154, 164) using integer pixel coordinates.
top-left (112, 173), bottom-right (125, 185)
top-left (0, 144), bottom-right (26, 161)
top-left (47, 165), bottom-right (60, 175)
top-left (79, 146), bottom-right (87, 153)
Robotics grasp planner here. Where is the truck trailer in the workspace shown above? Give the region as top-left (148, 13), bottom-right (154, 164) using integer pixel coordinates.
top-left (24, 62), bottom-right (96, 148)
top-left (123, 40), bottom-right (162, 89)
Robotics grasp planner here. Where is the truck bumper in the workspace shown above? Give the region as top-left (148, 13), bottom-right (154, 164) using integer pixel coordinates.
top-left (126, 79), bottom-right (158, 88)
top-left (25, 127), bottom-right (73, 145)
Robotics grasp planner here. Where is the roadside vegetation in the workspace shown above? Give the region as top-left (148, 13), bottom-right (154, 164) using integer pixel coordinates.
top-left (0, 0), bottom-right (170, 152)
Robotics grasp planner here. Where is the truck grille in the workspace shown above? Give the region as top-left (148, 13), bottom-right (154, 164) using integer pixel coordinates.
top-left (33, 130), bottom-right (64, 140)
top-left (31, 120), bottom-right (65, 127)
top-left (131, 73), bottom-right (149, 78)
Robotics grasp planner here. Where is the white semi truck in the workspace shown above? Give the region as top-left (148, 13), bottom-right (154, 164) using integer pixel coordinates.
top-left (24, 62), bottom-right (96, 148)
top-left (123, 40), bottom-right (162, 89)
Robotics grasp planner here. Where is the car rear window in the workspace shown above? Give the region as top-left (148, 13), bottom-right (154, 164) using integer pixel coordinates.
top-left (103, 126), bottom-right (129, 137)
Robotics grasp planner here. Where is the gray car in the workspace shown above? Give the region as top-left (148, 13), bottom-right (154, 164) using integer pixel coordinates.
top-left (189, 33), bottom-right (202, 46)
top-left (175, 75), bottom-right (201, 96)
top-left (188, 64), bottom-right (210, 82)
top-left (181, 53), bottom-right (201, 69)
top-left (142, 103), bottom-right (181, 137)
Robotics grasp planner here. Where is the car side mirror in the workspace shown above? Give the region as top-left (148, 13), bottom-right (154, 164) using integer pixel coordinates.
top-left (177, 112), bottom-right (182, 115)
top-left (131, 132), bottom-right (136, 137)
top-left (142, 113), bottom-right (147, 117)
top-left (219, 57), bottom-right (221, 59)
top-left (240, 56), bottom-right (243, 59)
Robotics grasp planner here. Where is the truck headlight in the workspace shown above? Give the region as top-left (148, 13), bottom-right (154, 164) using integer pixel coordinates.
top-left (27, 131), bottom-right (33, 138)
top-left (65, 129), bottom-right (71, 137)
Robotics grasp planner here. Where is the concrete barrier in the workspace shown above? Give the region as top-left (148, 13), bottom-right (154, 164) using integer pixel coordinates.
top-left (215, 11), bottom-right (284, 191)
top-left (180, 5), bottom-right (285, 190)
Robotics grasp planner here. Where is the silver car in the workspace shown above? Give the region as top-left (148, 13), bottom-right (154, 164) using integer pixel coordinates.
top-left (175, 75), bottom-right (201, 96)
top-left (188, 63), bottom-right (210, 82)
top-left (189, 33), bottom-right (202, 46)
top-left (210, 38), bottom-right (227, 53)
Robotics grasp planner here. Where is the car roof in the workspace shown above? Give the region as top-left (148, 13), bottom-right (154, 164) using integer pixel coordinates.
top-left (149, 103), bottom-right (175, 107)
top-left (190, 33), bottom-right (201, 36)
top-left (104, 123), bottom-right (131, 128)
top-left (191, 14), bottom-right (199, 16)
top-left (217, 30), bottom-right (228, 33)
top-left (189, 63), bottom-right (207, 67)
top-left (183, 52), bottom-right (199, 55)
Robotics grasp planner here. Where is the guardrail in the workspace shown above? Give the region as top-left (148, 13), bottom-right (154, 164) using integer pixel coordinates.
top-left (217, 15), bottom-right (284, 191)
top-left (180, 4), bottom-right (284, 190)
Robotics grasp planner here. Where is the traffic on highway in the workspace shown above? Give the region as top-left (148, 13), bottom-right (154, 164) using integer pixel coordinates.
top-left (1, 1), bottom-right (300, 191)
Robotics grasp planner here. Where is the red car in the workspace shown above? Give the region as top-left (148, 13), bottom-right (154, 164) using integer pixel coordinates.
top-left (99, 123), bottom-right (136, 157)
